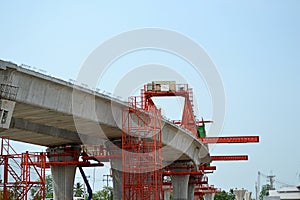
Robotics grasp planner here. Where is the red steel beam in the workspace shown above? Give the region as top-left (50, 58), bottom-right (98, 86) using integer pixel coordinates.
top-left (199, 165), bottom-right (216, 171)
top-left (45, 161), bottom-right (104, 168)
top-left (172, 120), bottom-right (213, 125)
top-left (163, 180), bottom-right (209, 185)
top-left (211, 155), bottom-right (248, 161)
top-left (201, 136), bottom-right (259, 144)
top-left (163, 171), bottom-right (204, 176)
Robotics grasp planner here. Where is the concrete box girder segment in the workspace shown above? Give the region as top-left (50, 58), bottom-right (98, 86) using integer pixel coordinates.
top-left (0, 59), bottom-right (210, 164)
top-left (0, 60), bottom-right (212, 200)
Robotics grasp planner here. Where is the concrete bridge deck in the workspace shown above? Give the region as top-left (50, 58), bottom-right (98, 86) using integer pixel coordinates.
top-left (0, 59), bottom-right (210, 165)
top-left (0, 59), bottom-right (213, 199)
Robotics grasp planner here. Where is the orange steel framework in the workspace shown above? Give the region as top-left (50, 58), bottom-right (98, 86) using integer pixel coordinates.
top-left (122, 82), bottom-right (259, 199)
top-left (142, 83), bottom-right (198, 137)
top-left (193, 176), bottom-right (221, 199)
top-left (0, 137), bottom-right (46, 200)
top-left (194, 184), bottom-right (221, 200)
top-left (0, 81), bottom-right (259, 200)
top-left (0, 138), bottom-right (104, 200)
top-left (122, 96), bottom-right (163, 200)
top-left (210, 155), bottom-right (249, 161)
top-left (45, 147), bottom-right (104, 168)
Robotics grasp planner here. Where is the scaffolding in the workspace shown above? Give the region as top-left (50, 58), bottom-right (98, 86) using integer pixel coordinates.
top-left (0, 137), bottom-right (46, 200)
top-left (0, 81), bottom-right (259, 200)
top-left (122, 96), bottom-right (163, 200)
top-left (142, 82), bottom-right (198, 137)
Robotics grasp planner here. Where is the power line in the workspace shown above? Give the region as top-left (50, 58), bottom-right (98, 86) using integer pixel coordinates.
top-left (259, 171), bottom-right (293, 188)
top-left (103, 174), bottom-right (112, 188)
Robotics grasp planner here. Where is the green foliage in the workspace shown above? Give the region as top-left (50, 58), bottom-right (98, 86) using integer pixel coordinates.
top-left (0, 188), bottom-right (21, 200)
top-left (74, 182), bottom-right (84, 197)
top-left (45, 175), bottom-right (53, 198)
top-left (30, 188), bottom-right (42, 200)
top-left (91, 186), bottom-right (113, 200)
top-left (214, 190), bottom-right (235, 200)
top-left (30, 174), bottom-right (53, 199)
top-left (259, 184), bottom-right (271, 200)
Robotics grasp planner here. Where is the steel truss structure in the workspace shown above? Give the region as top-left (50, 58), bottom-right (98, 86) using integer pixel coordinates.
top-left (122, 96), bottom-right (163, 200)
top-left (0, 137), bottom-right (46, 200)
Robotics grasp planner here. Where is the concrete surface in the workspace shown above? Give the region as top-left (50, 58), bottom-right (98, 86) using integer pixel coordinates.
top-left (188, 183), bottom-right (195, 200)
top-left (204, 193), bottom-right (215, 200)
top-left (47, 145), bottom-right (81, 200)
top-left (0, 59), bottom-right (210, 166)
top-left (233, 189), bottom-right (246, 200)
top-left (0, 60), bottom-right (211, 199)
top-left (172, 174), bottom-right (190, 200)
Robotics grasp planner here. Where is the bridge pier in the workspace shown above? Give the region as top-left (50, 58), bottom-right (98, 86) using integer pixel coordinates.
top-left (47, 145), bottom-right (81, 200)
top-left (164, 189), bottom-right (171, 200)
top-left (106, 141), bottom-right (122, 200)
top-left (110, 161), bottom-right (122, 200)
top-left (204, 193), bottom-right (215, 200)
top-left (172, 174), bottom-right (190, 200)
top-left (188, 182), bottom-right (195, 200)
top-left (170, 162), bottom-right (193, 200)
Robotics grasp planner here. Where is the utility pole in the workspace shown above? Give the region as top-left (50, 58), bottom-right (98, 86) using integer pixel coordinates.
top-left (256, 171), bottom-right (261, 200)
top-left (267, 175), bottom-right (275, 190)
top-left (103, 174), bottom-right (112, 188)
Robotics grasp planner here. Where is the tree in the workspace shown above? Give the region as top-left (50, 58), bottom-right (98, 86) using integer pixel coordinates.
top-left (0, 186), bottom-right (21, 200)
top-left (92, 186), bottom-right (113, 200)
top-left (259, 184), bottom-right (271, 200)
top-left (0, 189), bottom-right (13, 200)
top-left (30, 175), bottom-right (53, 199)
top-left (74, 182), bottom-right (84, 197)
top-left (214, 190), bottom-right (235, 200)
top-left (45, 175), bottom-right (53, 198)
top-left (30, 187), bottom-right (42, 200)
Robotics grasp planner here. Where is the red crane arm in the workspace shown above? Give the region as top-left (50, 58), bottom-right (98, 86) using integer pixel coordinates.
top-left (201, 136), bottom-right (259, 144)
top-left (199, 165), bottom-right (216, 171)
top-left (211, 155), bottom-right (248, 161)
top-left (162, 171), bottom-right (204, 176)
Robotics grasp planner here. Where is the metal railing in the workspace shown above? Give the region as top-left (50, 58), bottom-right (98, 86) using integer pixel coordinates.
top-left (0, 84), bottom-right (19, 100)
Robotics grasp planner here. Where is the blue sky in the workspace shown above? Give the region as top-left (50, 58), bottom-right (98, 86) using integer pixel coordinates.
top-left (1, 0), bottom-right (300, 194)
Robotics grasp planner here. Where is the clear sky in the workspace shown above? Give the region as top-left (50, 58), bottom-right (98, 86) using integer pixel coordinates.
top-left (1, 0), bottom-right (300, 195)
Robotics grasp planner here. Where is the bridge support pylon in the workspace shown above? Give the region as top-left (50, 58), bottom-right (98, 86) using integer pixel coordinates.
top-left (188, 177), bottom-right (196, 200)
top-left (172, 174), bottom-right (190, 200)
top-left (204, 193), bottom-right (215, 200)
top-left (170, 162), bottom-right (193, 200)
top-left (46, 145), bottom-right (81, 200)
top-left (106, 141), bottom-right (123, 200)
top-left (163, 189), bottom-right (171, 200)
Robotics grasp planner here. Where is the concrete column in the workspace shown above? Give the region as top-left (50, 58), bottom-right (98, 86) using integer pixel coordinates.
top-left (204, 193), bottom-right (215, 200)
top-left (164, 189), bottom-right (171, 200)
top-left (188, 183), bottom-right (195, 200)
top-left (233, 189), bottom-right (246, 200)
top-left (111, 167), bottom-right (122, 200)
top-left (171, 174), bottom-right (190, 200)
top-left (170, 162), bottom-right (193, 200)
top-left (244, 191), bottom-right (252, 200)
top-left (106, 141), bottom-right (122, 200)
top-left (187, 175), bottom-right (197, 200)
top-left (47, 145), bottom-right (81, 200)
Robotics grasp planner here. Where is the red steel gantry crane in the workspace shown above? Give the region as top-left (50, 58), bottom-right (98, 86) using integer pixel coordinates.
top-left (0, 81), bottom-right (259, 200)
top-left (126, 81), bottom-right (259, 199)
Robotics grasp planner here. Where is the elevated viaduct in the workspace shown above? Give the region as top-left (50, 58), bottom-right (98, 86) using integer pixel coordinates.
top-left (0, 60), bottom-right (210, 200)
